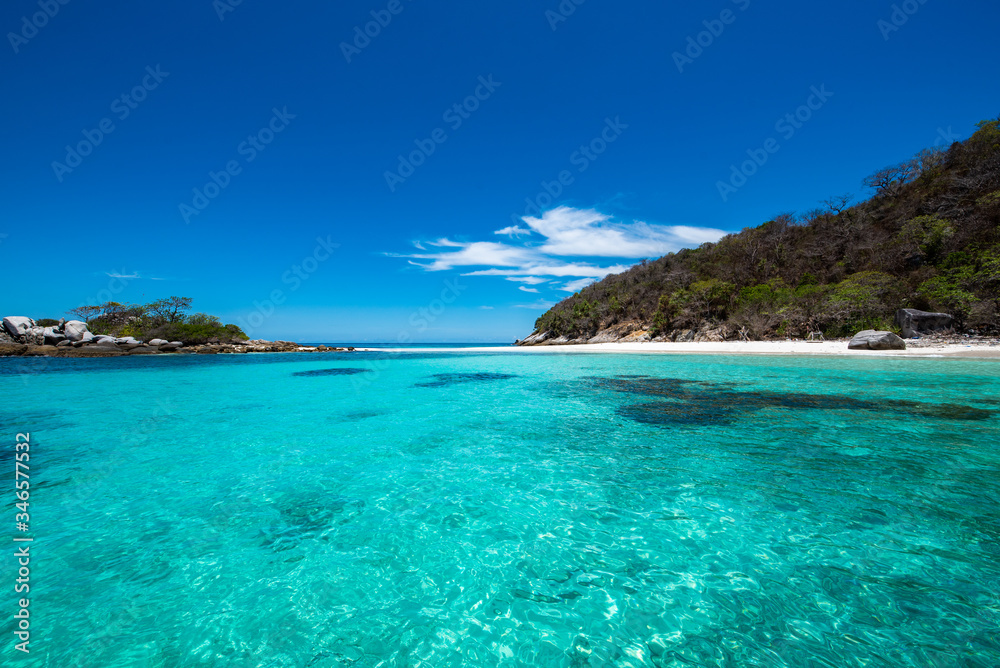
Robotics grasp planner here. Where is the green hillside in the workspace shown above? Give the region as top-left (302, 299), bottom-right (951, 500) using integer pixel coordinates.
top-left (525, 118), bottom-right (1000, 343)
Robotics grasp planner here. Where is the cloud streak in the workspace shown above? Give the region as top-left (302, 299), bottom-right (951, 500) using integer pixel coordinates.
top-left (391, 206), bottom-right (727, 304)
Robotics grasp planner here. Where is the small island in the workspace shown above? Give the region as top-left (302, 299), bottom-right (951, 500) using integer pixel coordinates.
top-left (0, 297), bottom-right (352, 357)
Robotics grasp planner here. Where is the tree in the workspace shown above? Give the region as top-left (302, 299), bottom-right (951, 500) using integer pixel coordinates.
top-left (862, 162), bottom-right (916, 197)
top-left (821, 193), bottom-right (852, 215)
top-left (186, 313), bottom-right (222, 327)
top-left (68, 305), bottom-right (101, 322)
top-left (147, 296), bottom-right (192, 324)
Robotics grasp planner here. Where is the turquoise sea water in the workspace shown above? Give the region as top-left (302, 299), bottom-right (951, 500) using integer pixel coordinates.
top-left (2, 351), bottom-right (999, 667)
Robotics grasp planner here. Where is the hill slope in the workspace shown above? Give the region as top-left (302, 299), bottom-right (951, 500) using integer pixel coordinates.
top-left (520, 118), bottom-right (1000, 344)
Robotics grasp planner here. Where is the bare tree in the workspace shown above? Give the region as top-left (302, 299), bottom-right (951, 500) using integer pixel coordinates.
top-left (863, 162), bottom-right (916, 197)
top-left (821, 193), bottom-right (853, 215)
top-left (67, 305), bottom-right (101, 322)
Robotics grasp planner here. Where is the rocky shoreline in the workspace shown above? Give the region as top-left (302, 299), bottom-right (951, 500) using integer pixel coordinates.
top-left (515, 308), bottom-right (992, 351)
top-left (0, 316), bottom-right (354, 358)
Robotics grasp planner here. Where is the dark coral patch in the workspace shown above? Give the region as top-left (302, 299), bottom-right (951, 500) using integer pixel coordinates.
top-left (589, 376), bottom-right (994, 427)
top-left (293, 368), bottom-right (371, 377)
top-left (415, 372), bottom-right (518, 388)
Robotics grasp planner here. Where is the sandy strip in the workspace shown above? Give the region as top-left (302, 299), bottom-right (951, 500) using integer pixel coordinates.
top-left (369, 340), bottom-right (1000, 359)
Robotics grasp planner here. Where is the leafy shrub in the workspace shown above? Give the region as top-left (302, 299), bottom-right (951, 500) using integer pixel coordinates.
top-left (825, 271), bottom-right (903, 336)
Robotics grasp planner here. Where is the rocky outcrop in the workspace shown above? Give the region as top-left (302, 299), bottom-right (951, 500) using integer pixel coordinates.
top-left (848, 330), bottom-right (907, 351)
top-left (895, 309), bottom-right (953, 339)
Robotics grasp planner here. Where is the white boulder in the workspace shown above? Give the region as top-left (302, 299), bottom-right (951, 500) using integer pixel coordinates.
top-left (63, 320), bottom-right (90, 341)
top-left (3, 317), bottom-right (36, 340)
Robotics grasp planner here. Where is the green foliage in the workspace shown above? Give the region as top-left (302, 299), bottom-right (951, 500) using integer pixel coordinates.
top-left (145, 320), bottom-right (247, 345)
top-left (649, 295), bottom-right (674, 337)
top-left (899, 215), bottom-right (954, 263)
top-left (917, 276), bottom-right (978, 320)
top-left (971, 118), bottom-right (1000, 150)
top-left (58, 296), bottom-right (246, 344)
top-left (827, 271), bottom-right (901, 325)
top-left (35, 319), bottom-right (60, 327)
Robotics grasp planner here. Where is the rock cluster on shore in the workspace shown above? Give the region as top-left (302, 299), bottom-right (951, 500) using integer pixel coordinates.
top-left (0, 317), bottom-right (354, 358)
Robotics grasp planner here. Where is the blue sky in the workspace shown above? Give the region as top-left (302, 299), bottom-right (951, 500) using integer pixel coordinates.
top-left (2, 1), bottom-right (998, 342)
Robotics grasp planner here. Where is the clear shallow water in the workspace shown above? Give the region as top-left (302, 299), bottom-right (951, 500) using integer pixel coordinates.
top-left (1, 351), bottom-right (999, 667)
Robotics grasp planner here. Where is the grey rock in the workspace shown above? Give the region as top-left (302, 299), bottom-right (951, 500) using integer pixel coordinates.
top-left (148, 338), bottom-right (168, 346)
top-left (674, 329), bottom-right (695, 342)
top-left (115, 337), bottom-right (141, 345)
top-left (80, 331), bottom-right (95, 343)
top-left (57, 339), bottom-right (73, 347)
top-left (848, 330), bottom-right (907, 351)
top-left (63, 320), bottom-right (90, 342)
top-left (90, 336), bottom-right (119, 349)
top-left (43, 327), bottom-right (67, 345)
top-left (2, 316), bottom-right (35, 340)
top-left (518, 331), bottom-right (550, 346)
top-left (23, 326), bottom-right (46, 345)
top-left (895, 308), bottom-right (953, 338)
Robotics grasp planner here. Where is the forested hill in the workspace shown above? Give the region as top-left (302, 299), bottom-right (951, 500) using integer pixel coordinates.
top-left (522, 117), bottom-right (1000, 344)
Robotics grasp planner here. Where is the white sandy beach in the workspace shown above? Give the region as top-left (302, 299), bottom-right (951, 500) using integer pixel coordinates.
top-left (371, 340), bottom-right (1000, 358)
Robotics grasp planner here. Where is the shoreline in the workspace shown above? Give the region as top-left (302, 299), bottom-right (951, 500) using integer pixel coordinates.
top-left (373, 339), bottom-right (1000, 359)
top-left (4, 340), bottom-right (999, 360)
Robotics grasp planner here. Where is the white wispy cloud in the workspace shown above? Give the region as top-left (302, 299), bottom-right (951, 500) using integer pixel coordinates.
top-left (494, 225), bottom-right (532, 237)
top-left (390, 206), bottom-right (727, 299)
top-left (505, 276), bottom-right (548, 285)
top-left (559, 277), bottom-right (596, 293)
top-left (525, 207), bottom-right (727, 258)
top-left (105, 271), bottom-right (141, 279)
top-left (513, 299), bottom-right (557, 310)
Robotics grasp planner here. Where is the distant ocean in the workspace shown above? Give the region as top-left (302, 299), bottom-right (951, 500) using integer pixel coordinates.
top-left (307, 342), bottom-right (515, 349)
top-left (2, 351), bottom-right (999, 666)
